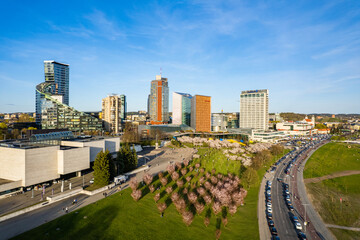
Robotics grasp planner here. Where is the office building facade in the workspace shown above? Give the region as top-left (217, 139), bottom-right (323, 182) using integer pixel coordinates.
top-left (149, 75), bottom-right (169, 124)
top-left (35, 61), bottom-right (102, 131)
top-left (240, 89), bottom-right (269, 130)
top-left (191, 95), bottom-right (211, 132)
top-left (44, 60), bottom-right (69, 105)
top-left (102, 95), bottom-right (126, 133)
top-left (172, 92), bottom-right (192, 126)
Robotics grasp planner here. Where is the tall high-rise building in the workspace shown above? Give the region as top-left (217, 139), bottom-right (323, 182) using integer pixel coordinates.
top-left (172, 92), bottom-right (192, 126)
top-left (191, 95), bottom-right (211, 132)
top-left (102, 95), bottom-right (126, 133)
top-left (149, 75), bottom-right (169, 124)
top-left (35, 61), bottom-right (102, 131)
top-left (240, 89), bottom-right (269, 130)
top-left (44, 60), bottom-right (69, 105)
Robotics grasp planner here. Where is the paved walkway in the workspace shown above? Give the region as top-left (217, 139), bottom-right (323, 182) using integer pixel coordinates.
top-left (326, 224), bottom-right (360, 231)
top-left (296, 141), bottom-right (336, 240)
top-left (304, 170), bottom-right (360, 183)
top-left (258, 171), bottom-right (274, 240)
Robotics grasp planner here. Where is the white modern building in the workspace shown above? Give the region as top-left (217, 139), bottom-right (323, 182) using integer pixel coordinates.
top-left (0, 132), bottom-right (120, 193)
top-left (240, 89), bottom-right (269, 130)
top-left (172, 92), bottom-right (192, 126)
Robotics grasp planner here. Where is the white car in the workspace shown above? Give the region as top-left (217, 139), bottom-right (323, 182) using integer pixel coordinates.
top-left (295, 222), bottom-right (302, 230)
top-left (267, 202), bottom-right (272, 208)
top-left (267, 207), bottom-right (272, 213)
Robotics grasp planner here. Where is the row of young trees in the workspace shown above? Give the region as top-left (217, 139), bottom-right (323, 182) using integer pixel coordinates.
top-left (93, 143), bottom-right (138, 187)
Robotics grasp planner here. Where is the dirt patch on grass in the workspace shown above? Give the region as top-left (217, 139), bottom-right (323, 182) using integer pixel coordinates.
top-left (304, 171), bottom-right (360, 183)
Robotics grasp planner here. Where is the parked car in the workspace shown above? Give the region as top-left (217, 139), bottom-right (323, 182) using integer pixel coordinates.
top-left (298, 232), bottom-right (307, 240)
top-left (89, 178), bottom-right (94, 184)
top-left (289, 205), bottom-right (294, 211)
top-left (267, 207), bottom-right (272, 213)
top-left (292, 216), bottom-right (299, 222)
top-left (270, 227), bottom-right (278, 235)
top-left (268, 220), bottom-right (275, 227)
top-left (295, 222), bottom-right (302, 230)
top-left (267, 212), bottom-right (273, 220)
top-left (267, 202), bottom-right (272, 208)
top-left (272, 236), bottom-right (280, 240)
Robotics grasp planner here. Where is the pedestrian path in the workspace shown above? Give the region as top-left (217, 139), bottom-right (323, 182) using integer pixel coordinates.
top-left (326, 224), bottom-right (360, 231)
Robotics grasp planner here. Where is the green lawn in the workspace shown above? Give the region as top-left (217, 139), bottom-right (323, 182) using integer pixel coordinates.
top-left (329, 228), bottom-right (360, 240)
top-left (303, 142), bottom-right (360, 179)
top-left (306, 174), bottom-right (360, 229)
top-left (13, 148), bottom-right (287, 240)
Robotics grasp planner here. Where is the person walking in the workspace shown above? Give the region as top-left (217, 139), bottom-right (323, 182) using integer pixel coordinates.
top-left (65, 207), bottom-right (68, 213)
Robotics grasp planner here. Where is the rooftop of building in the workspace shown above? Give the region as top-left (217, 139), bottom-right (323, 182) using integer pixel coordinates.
top-left (241, 89), bottom-right (268, 94)
top-left (44, 60), bottom-right (69, 66)
top-left (174, 92), bottom-right (192, 98)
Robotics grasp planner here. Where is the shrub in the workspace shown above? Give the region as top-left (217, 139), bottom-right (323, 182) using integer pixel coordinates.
top-left (174, 198), bottom-right (186, 212)
top-left (229, 204), bottom-right (237, 215)
top-left (195, 163), bottom-right (200, 168)
top-left (131, 190), bottom-right (142, 201)
top-left (171, 171), bottom-right (180, 181)
top-left (212, 201), bottom-right (222, 215)
top-left (167, 164), bottom-right (175, 174)
top-left (182, 211), bottom-right (194, 226)
top-left (204, 217), bottom-right (210, 227)
top-left (195, 202), bottom-right (205, 214)
top-left (204, 194), bottom-right (212, 205)
top-left (154, 192), bottom-right (160, 202)
top-left (183, 188), bottom-right (188, 195)
top-left (197, 187), bottom-right (206, 196)
top-left (171, 192), bottom-right (180, 202)
top-left (176, 179), bottom-right (184, 188)
top-left (157, 202), bottom-right (167, 213)
top-left (149, 185), bottom-right (155, 193)
top-left (181, 168), bottom-right (187, 176)
top-left (187, 192), bottom-right (198, 204)
top-left (160, 177), bottom-right (168, 186)
top-left (166, 186), bottom-right (173, 194)
top-left (129, 178), bottom-right (138, 190)
top-left (143, 173), bottom-right (153, 185)
top-left (175, 162), bottom-right (182, 170)
top-left (186, 176), bottom-right (192, 182)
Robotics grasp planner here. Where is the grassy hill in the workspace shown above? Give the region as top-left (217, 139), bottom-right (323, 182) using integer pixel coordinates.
top-left (303, 142), bottom-right (360, 179)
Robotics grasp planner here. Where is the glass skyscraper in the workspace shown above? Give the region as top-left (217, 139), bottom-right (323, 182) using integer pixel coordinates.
top-left (172, 92), bottom-right (192, 126)
top-left (44, 61), bottom-right (69, 105)
top-left (35, 61), bottom-right (102, 131)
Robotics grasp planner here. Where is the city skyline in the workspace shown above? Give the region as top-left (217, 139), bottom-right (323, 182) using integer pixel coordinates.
top-left (0, 1), bottom-right (359, 114)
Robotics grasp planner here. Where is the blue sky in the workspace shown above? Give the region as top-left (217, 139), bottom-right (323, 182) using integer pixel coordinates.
top-left (0, 0), bottom-right (359, 114)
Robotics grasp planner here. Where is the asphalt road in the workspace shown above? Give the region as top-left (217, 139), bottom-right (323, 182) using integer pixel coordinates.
top-left (272, 152), bottom-right (300, 240)
top-left (0, 194), bottom-right (88, 240)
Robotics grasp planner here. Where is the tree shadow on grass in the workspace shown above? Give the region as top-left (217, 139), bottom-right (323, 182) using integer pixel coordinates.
top-left (165, 197), bottom-right (172, 207)
top-left (140, 186), bottom-right (150, 199)
top-left (45, 204), bottom-right (120, 240)
top-left (222, 207), bottom-right (227, 218)
top-left (216, 217), bottom-right (222, 230)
